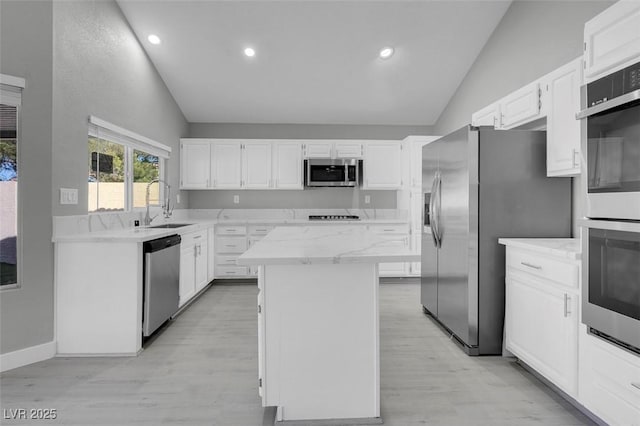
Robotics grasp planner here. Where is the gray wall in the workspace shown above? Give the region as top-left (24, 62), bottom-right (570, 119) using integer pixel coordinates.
top-left (433, 0), bottom-right (614, 136)
top-left (188, 123), bottom-right (432, 209)
top-left (189, 123), bottom-right (434, 140)
top-left (52, 0), bottom-right (188, 216)
top-left (0, 0), bottom-right (188, 355)
top-left (0, 0), bottom-right (55, 354)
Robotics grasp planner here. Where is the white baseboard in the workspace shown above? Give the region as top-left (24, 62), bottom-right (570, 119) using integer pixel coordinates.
top-left (0, 341), bottom-right (56, 372)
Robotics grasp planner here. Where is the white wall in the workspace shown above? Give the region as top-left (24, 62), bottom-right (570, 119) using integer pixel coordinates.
top-left (434, 0), bottom-right (614, 136)
top-left (0, 0), bottom-right (188, 356)
top-left (0, 0), bottom-right (55, 355)
top-left (52, 0), bottom-right (188, 216)
top-left (188, 123), bottom-right (433, 209)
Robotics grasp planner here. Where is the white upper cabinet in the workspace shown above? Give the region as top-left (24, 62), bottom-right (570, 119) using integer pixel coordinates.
top-left (242, 142), bottom-right (272, 189)
top-left (500, 81), bottom-right (543, 129)
top-left (181, 139), bottom-right (304, 190)
top-left (211, 141), bottom-right (242, 188)
top-left (543, 58), bottom-right (582, 177)
top-left (584, 0), bottom-right (640, 83)
top-left (303, 141), bottom-right (332, 158)
top-left (180, 139), bottom-right (211, 189)
top-left (272, 142), bottom-right (303, 189)
top-left (303, 140), bottom-right (363, 159)
top-left (334, 142), bottom-right (363, 158)
top-left (471, 102), bottom-right (501, 128)
top-left (363, 141), bottom-right (402, 189)
top-left (470, 57), bottom-right (583, 177)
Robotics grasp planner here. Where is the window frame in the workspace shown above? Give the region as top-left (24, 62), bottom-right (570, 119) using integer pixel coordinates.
top-left (88, 117), bottom-right (171, 214)
top-left (0, 74), bottom-right (25, 291)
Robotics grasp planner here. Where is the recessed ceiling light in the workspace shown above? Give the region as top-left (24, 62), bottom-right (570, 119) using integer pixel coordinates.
top-left (147, 34), bottom-right (161, 45)
top-left (244, 47), bottom-right (256, 58)
top-left (379, 47), bottom-right (394, 59)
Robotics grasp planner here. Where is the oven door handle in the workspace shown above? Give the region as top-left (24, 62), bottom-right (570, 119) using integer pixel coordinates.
top-left (576, 89), bottom-right (640, 120)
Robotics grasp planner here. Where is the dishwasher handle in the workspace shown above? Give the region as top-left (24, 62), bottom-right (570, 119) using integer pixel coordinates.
top-left (143, 234), bottom-right (182, 253)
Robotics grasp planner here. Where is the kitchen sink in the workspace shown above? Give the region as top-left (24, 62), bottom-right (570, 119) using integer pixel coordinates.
top-left (148, 223), bottom-right (193, 229)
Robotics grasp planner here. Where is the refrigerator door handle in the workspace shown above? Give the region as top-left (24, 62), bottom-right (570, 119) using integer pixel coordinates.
top-left (429, 176), bottom-right (440, 247)
top-left (433, 173), bottom-right (443, 248)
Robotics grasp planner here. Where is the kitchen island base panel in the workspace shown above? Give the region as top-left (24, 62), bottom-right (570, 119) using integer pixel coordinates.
top-left (261, 263), bottom-right (380, 422)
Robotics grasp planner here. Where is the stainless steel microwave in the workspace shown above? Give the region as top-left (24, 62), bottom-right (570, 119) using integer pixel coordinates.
top-left (577, 59), bottom-right (640, 221)
top-left (305, 158), bottom-right (360, 187)
top-left (581, 219), bottom-right (640, 354)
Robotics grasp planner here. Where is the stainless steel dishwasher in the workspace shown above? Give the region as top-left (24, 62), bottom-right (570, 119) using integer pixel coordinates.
top-left (143, 234), bottom-right (181, 337)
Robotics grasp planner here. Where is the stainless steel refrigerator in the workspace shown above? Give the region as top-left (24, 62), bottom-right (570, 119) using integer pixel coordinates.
top-left (421, 125), bottom-right (572, 355)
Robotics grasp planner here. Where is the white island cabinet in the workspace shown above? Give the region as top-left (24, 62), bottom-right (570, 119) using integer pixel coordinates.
top-left (237, 226), bottom-right (418, 423)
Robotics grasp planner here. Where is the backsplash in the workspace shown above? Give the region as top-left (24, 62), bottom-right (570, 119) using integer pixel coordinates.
top-left (187, 188), bottom-right (397, 209)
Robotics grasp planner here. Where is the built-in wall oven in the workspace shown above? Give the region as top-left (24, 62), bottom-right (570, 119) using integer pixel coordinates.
top-left (578, 59), bottom-right (640, 355)
top-left (577, 59), bottom-right (640, 220)
top-left (581, 220), bottom-right (640, 354)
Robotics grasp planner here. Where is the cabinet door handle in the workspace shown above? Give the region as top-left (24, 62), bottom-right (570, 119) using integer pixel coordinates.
top-left (572, 149), bottom-right (579, 168)
top-left (520, 261), bottom-right (542, 270)
top-left (564, 293), bottom-right (571, 317)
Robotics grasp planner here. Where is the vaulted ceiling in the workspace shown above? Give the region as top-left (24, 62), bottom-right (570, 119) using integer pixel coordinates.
top-left (117, 1), bottom-right (512, 126)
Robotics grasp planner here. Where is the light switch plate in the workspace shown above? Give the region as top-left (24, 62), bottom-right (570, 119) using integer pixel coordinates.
top-left (60, 188), bottom-right (78, 205)
top-left (364, 195), bottom-right (371, 204)
top-left (233, 195), bottom-right (240, 204)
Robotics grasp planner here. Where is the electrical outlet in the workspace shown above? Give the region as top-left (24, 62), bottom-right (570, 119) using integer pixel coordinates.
top-left (233, 195), bottom-right (240, 204)
top-left (364, 195), bottom-right (371, 204)
top-left (176, 193), bottom-right (181, 204)
top-left (60, 188), bottom-right (78, 205)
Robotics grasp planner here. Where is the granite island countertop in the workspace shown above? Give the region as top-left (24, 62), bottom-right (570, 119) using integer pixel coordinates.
top-left (498, 238), bottom-right (581, 260)
top-left (237, 225), bottom-right (420, 265)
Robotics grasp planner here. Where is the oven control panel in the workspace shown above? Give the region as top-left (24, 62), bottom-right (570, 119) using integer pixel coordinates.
top-left (587, 60), bottom-right (640, 107)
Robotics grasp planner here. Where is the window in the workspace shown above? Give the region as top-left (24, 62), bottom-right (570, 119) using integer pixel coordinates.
top-left (88, 117), bottom-right (170, 213)
top-left (0, 75), bottom-right (24, 288)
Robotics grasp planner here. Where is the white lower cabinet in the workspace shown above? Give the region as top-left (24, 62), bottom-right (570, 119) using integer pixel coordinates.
top-left (579, 327), bottom-right (640, 425)
top-left (179, 229), bottom-right (209, 306)
top-left (214, 225), bottom-right (248, 278)
top-left (503, 246), bottom-right (580, 398)
top-left (369, 224), bottom-right (409, 276)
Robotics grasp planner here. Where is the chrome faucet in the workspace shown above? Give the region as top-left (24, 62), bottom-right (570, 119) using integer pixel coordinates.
top-left (144, 179), bottom-right (173, 226)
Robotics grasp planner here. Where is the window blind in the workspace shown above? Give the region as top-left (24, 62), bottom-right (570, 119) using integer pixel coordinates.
top-left (88, 116), bottom-right (171, 159)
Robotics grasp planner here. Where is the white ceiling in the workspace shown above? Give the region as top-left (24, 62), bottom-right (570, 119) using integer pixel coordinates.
top-left (117, 1), bottom-right (512, 126)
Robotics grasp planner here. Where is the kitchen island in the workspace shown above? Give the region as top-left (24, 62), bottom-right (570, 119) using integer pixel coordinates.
top-left (237, 226), bottom-right (419, 424)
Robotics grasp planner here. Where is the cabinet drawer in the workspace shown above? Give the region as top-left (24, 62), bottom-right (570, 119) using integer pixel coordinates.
top-left (248, 225), bottom-right (275, 236)
top-left (580, 331), bottom-right (640, 424)
top-left (507, 249), bottom-right (578, 288)
top-left (215, 237), bottom-right (247, 253)
top-left (216, 255), bottom-right (239, 266)
top-left (216, 225), bottom-right (247, 236)
top-left (181, 230), bottom-right (207, 247)
top-left (215, 266), bottom-right (248, 277)
top-left (368, 224), bottom-right (408, 235)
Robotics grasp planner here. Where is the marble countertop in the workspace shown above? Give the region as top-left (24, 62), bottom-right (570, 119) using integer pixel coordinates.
top-left (498, 238), bottom-right (581, 260)
top-left (237, 226), bottom-right (420, 265)
top-left (53, 221), bottom-right (215, 243)
top-left (52, 209), bottom-right (410, 243)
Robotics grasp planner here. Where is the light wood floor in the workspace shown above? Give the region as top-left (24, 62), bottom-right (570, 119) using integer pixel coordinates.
top-left (1, 282), bottom-right (594, 425)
